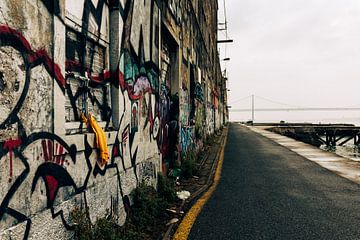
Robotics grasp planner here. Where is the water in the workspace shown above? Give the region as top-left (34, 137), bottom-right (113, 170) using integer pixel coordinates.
top-left (321, 144), bottom-right (360, 162)
top-left (230, 110), bottom-right (360, 126)
top-left (231, 110), bottom-right (360, 160)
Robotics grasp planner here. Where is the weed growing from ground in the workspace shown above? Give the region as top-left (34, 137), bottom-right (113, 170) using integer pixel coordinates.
top-left (130, 183), bottom-right (168, 230)
top-left (181, 149), bottom-right (197, 178)
top-left (71, 179), bottom-right (177, 240)
top-left (70, 207), bottom-right (92, 240)
top-left (157, 173), bottom-right (177, 202)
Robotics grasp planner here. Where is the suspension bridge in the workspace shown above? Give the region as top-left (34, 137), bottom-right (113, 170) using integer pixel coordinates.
top-left (231, 107), bottom-right (360, 112)
top-left (229, 95), bottom-right (360, 112)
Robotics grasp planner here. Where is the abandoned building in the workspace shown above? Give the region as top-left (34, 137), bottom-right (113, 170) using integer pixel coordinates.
top-left (0, 0), bottom-right (228, 238)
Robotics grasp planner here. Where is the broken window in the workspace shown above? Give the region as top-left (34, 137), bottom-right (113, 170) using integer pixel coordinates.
top-left (64, 27), bottom-right (111, 133)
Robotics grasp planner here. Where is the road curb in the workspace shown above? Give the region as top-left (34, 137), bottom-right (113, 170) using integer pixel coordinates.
top-left (166, 127), bottom-right (228, 240)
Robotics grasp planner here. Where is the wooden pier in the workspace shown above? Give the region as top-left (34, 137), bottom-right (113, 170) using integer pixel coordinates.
top-left (313, 126), bottom-right (360, 146)
top-left (264, 124), bottom-right (360, 147)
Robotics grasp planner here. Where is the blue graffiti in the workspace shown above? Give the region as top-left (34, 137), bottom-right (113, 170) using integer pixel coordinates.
top-left (180, 126), bottom-right (194, 154)
top-left (194, 82), bottom-right (204, 102)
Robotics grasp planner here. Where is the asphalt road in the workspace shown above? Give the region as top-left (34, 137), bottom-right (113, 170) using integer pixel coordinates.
top-left (189, 123), bottom-right (360, 240)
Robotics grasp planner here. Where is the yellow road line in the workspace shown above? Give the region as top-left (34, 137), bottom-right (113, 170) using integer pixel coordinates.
top-left (173, 130), bottom-right (228, 240)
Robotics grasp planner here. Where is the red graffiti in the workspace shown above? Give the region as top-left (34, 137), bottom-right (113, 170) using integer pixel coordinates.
top-left (117, 70), bottom-right (153, 100)
top-left (88, 70), bottom-right (110, 84)
top-left (148, 101), bottom-right (154, 130)
top-left (65, 60), bottom-right (83, 72)
top-left (41, 139), bottom-right (52, 162)
top-left (4, 138), bottom-right (22, 182)
top-left (65, 60), bottom-right (112, 84)
top-left (41, 140), bottom-right (65, 166)
top-left (3, 138), bottom-right (22, 151)
top-left (29, 49), bottom-right (65, 88)
top-left (122, 130), bottom-right (128, 144)
top-left (119, 71), bottom-right (125, 90)
top-left (132, 105), bottom-right (137, 128)
top-left (0, 25), bottom-right (32, 51)
top-left (54, 144), bottom-right (65, 165)
top-left (124, 84), bottom-right (153, 100)
top-left (45, 175), bottom-right (59, 202)
top-left (113, 145), bottom-right (118, 156)
top-left (0, 25), bottom-right (66, 90)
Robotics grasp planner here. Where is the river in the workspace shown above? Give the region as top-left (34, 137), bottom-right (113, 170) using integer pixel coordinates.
top-left (230, 110), bottom-right (360, 126)
top-left (231, 110), bottom-right (360, 160)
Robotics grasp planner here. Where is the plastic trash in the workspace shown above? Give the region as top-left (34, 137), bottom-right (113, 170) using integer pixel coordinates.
top-left (176, 190), bottom-right (191, 200)
top-left (166, 218), bottom-right (179, 226)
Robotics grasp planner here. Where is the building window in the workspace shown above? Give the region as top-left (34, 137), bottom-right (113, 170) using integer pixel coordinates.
top-left (64, 27), bottom-right (111, 133)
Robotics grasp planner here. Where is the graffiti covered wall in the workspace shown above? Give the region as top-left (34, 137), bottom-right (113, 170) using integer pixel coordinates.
top-left (0, 0), bottom-right (163, 239)
top-left (0, 0), bottom-right (227, 238)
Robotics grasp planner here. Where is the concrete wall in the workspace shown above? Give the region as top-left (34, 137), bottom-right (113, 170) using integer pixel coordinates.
top-left (0, 0), bottom-right (226, 239)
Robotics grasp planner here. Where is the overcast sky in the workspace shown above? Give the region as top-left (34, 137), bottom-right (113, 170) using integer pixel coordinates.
top-left (219, 0), bottom-right (360, 110)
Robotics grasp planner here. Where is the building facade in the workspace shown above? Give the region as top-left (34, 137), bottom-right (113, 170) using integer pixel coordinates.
top-left (0, 0), bottom-right (227, 238)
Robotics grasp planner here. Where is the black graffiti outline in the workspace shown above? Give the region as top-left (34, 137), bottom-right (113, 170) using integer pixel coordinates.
top-left (0, 148), bottom-right (31, 240)
top-left (0, 25), bottom-right (66, 130)
top-left (0, 132), bottom-right (79, 239)
top-left (64, 75), bottom-right (113, 124)
top-left (0, 0), bottom-right (168, 238)
top-left (40, 0), bottom-right (60, 16)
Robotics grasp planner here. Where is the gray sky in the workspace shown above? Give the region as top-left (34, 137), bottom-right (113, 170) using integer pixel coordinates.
top-left (219, 0), bottom-right (360, 110)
